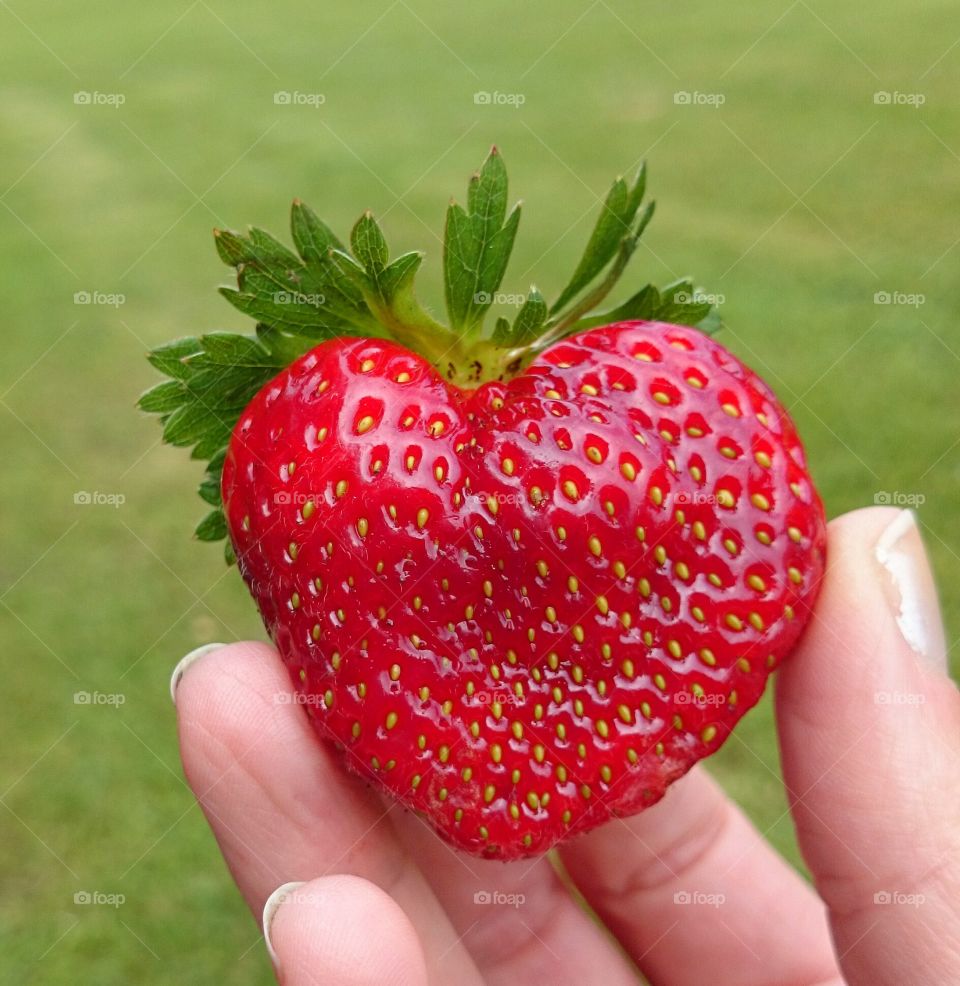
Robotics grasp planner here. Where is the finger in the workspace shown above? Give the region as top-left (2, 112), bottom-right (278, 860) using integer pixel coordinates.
top-left (263, 876), bottom-right (428, 986)
top-left (172, 641), bottom-right (483, 986)
top-left (777, 507), bottom-right (960, 985)
top-left (558, 764), bottom-right (840, 985)
top-left (391, 811), bottom-right (642, 985)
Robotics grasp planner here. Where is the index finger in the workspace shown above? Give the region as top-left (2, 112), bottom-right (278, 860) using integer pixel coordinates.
top-left (172, 641), bottom-right (484, 986)
top-left (777, 508), bottom-right (960, 985)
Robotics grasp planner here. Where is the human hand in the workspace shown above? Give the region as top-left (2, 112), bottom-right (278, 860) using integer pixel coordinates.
top-left (171, 507), bottom-right (959, 985)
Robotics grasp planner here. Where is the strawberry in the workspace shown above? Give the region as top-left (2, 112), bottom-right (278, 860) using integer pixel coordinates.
top-left (142, 149), bottom-right (826, 858)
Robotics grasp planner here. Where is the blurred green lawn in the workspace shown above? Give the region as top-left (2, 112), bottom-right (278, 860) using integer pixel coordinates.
top-left (2, 0), bottom-right (959, 981)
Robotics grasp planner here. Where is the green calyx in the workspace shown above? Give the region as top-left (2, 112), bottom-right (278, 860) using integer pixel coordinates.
top-left (138, 146), bottom-right (721, 555)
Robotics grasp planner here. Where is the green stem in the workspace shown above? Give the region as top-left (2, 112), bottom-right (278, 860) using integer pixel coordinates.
top-left (414, 329), bottom-right (520, 389)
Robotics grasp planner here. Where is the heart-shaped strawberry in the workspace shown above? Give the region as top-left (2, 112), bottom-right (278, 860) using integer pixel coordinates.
top-left (142, 150), bottom-right (825, 858)
top-left (219, 320), bottom-right (824, 858)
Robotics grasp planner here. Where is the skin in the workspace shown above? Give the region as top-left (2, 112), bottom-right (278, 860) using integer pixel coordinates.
top-left (173, 507), bottom-right (960, 985)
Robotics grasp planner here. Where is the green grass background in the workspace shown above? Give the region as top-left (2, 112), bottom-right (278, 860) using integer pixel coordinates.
top-left (2, 0), bottom-right (959, 981)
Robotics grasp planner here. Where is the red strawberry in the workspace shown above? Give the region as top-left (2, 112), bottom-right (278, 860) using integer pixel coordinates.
top-left (219, 320), bottom-right (825, 858)
top-left (142, 150), bottom-right (825, 859)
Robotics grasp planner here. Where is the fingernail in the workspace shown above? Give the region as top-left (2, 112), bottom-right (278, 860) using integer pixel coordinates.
top-left (874, 510), bottom-right (946, 671)
top-left (262, 881), bottom-right (306, 967)
top-left (169, 643), bottom-right (225, 704)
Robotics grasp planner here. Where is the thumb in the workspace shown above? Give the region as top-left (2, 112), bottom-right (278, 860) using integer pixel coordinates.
top-left (777, 507), bottom-right (960, 985)
top-left (262, 876), bottom-right (429, 986)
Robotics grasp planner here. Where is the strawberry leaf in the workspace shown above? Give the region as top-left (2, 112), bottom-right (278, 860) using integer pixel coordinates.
top-left (550, 164), bottom-right (647, 314)
top-left (195, 508), bottom-right (227, 541)
top-left (146, 337), bottom-right (203, 380)
top-left (655, 278), bottom-right (710, 324)
top-left (491, 316), bottom-right (512, 346)
top-left (139, 329), bottom-right (304, 554)
top-left (198, 473), bottom-right (222, 506)
top-left (138, 380), bottom-right (186, 414)
top-left (443, 147), bottom-right (521, 333)
top-left (333, 215), bottom-right (450, 356)
top-left (350, 211), bottom-right (389, 273)
top-left (215, 223), bottom-right (381, 338)
top-left (141, 147), bottom-right (724, 552)
top-left (562, 281), bottom-right (713, 336)
top-left (192, 332), bottom-right (280, 367)
top-left (512, 286), bottom-right (548, 344)
top-left (290, 200), bottom-right (344, 261)
top-left (696, 306), bottom-right (724, 335)
top-left (198, 449), bottom-right (227, 507)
